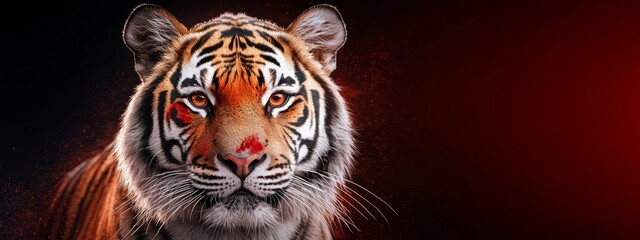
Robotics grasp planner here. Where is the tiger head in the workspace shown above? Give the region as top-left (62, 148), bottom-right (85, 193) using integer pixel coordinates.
top-left (115, 4), bottom-right (354, 235)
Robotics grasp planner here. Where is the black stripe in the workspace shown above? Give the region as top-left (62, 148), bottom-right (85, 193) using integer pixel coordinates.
top-left (310, 85), bottom-right (338, 180)
top-left (269, 69), bottom-right (277, 87)
top-left (259, 179), bottom-right (289, 186)
top-left (189, 162), bottom-right (219, 171)
top-left (239, 52), bottom-right (254, 58)
top-left (168, 39), bottom-right (196, 87)
top-left (294, 59), bottom-right (307, 83)
top-left (137, 74), bottom-right (165, 171)
top-left (297, 90), bottom-right (321, 164)
top-left (267, 162), bottom-right (290, 171)
top-left (197, 55), bottom-right (216, 67)
top-left (191, 172), bottom-right (225, 180)
top-left (169, 88), bottom-right (180, 102)
top-left (180, 75), bottom-right (200, 88)
top-left (221, 27), bottom-right (254, 38)
top-left (229, 36), bottom-right (237, 50)
top-left (289, 102), bottom-right (308, 127)
top-left (279, 76), bottom-right (296, 86)
top-left (257, 172), bottom-right (288, 179)
top-left (221, 53), bottom-right (235, 58)
top-left (261, 54), bottom-right (280, 66)
top-left (257, 30), bottom-right (284, 52)
top-left (257, 69), bottom-right (265, 86)
top-left (178, 128), bottom-right (191, 138)
top-left (184, 134), bottom-right (194, 145)
top-left (198, 41), bottom-right (224, 57)
top-left (191, 178), bottom-right (225, 186)
top-left (184, 140), bottom-right (194, 154)
top-left (289, 98), bottom-right (305, 108)
top-left (281, 133), bottom-right (297, 160)
top-left (244, 36), bottom-right (256, 48)
top-left (285, 126), bottom-right (302, 139)
top-left (240, 59), bottom-right (263, 66)
top-left (191, 30), bottom-right (217, 54)
top-left (239, 39), bottom-right (247, 49)
top-left (199, 68), bottom-right (208, 87)
top-left (158, 90), bottom-right (184, 165)
top-left (169, 64), bottom-right (182, 86)
top-left (298, 85), bottom-right (308, 101)
top-left (211, 69), bottom-right (220, 90)
top-left (254, 43), bottom-right (275, 53)
top-left (279, 154), bottom-right (291, 163)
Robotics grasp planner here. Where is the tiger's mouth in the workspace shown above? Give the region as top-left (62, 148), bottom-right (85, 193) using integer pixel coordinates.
top-left (223, 189), bottom-right (260, 209)
top-left (198, 187), bottom-right (284, 229)
top-left (202, 188), bottom-right (268, 209)
top-left (231, 189), bottom-right (255, 197)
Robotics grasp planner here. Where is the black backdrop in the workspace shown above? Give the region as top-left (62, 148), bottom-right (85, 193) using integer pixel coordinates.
top-left (3, 1), bottom-right (640, 239)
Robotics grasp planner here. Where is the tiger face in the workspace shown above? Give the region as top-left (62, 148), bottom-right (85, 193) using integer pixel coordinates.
top-left (115, 4), bottom-right (354, 233)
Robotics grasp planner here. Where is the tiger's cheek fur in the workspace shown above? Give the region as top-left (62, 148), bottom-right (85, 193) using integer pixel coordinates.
top-left (183, 115), bottom-right (214, 167)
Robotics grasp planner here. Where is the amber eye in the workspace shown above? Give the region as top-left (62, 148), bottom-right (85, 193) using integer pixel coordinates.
top-left (268, 92), bottom-right (288, 107)
top-left (189, 93), bottom-right (208, 108)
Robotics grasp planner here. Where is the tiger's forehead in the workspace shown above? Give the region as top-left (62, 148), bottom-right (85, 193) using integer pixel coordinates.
top-left (191, 13), bottom-right (284, 33)
top-left (174, 13), bottom-right (301, 96)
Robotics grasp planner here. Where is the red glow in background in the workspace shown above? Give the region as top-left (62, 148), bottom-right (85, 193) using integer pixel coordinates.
top-left (2, 1), bottom-right (640, 239)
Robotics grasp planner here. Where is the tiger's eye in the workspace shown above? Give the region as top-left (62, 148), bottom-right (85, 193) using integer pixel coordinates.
top-left (269, 93), bottom-right (287, 107)
top-left (190, 94), bottom-right (208, 107)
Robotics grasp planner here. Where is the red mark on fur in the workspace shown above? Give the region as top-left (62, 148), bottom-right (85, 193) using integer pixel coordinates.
top-left (199, 144), bottom-right (209, 155)
top-left (166, 102), bottom-right (193, 124)
top-left (236, 135), bottom-right (264, 154)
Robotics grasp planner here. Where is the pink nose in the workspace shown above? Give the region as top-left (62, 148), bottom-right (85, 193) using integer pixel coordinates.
top-left (222, 154), bottom-right (263, 178)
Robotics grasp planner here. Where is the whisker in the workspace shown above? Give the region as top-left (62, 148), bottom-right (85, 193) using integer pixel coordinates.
top-left (312, 170), bottom-right (398, 216)
top-left (296, 173), bottom-right (377, 221)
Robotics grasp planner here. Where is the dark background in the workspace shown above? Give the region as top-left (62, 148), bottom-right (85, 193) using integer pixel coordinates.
top-left (2, 0), bottom-right (640, 239)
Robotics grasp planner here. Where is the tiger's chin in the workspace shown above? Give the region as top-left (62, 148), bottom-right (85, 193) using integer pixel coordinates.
top-left (200, 190), bottom-right (281, 229)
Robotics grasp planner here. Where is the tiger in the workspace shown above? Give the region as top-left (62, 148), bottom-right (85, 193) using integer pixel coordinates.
top-left (43, 3), bottom-right (356, 240)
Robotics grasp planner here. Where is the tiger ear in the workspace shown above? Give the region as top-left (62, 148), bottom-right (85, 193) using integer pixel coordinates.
top-left (123, 4), bottom-right (187, 81)
top-left (288, 5), bottom-right (347, 74)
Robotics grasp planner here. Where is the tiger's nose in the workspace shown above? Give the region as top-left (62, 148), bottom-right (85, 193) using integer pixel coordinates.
top-left (221, 154), bottom-right (265, 178)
